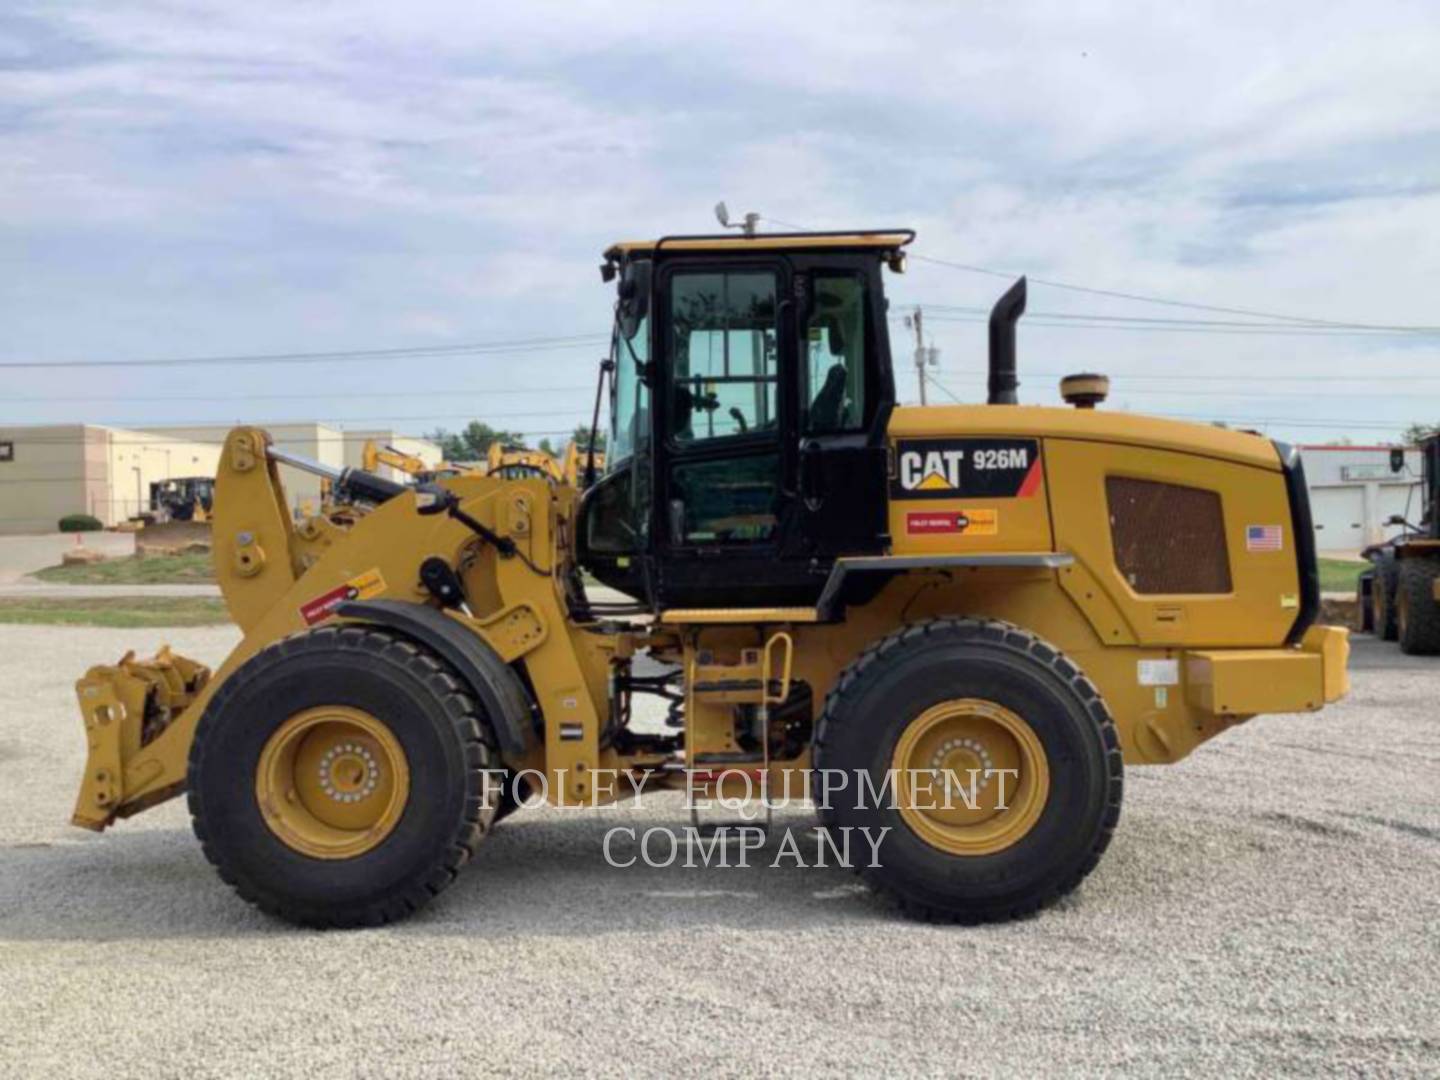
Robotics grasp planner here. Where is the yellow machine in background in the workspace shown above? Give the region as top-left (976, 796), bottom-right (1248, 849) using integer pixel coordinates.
top-left (143, 476), bottom-right (214, 524)
top-left (483, 441), bottom-right (563, 483)
top-left (561, 441), bottom-right (605, 488)
top-left (361, 440), bottom-right (428, 478)
top-left (71, 229), bottom-right (1348, 929)
top-left (362, 440), bottom-right (471, 484)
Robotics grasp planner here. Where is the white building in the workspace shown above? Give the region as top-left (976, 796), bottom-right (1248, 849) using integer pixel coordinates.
top-left (1301, 444), bottom-right (1423, 552)
top-left (0, 422), bottom-right (439, 535)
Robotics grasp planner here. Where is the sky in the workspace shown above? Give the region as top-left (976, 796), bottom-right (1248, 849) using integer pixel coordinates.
top-left (3, 1), bottom-right (1440, 446)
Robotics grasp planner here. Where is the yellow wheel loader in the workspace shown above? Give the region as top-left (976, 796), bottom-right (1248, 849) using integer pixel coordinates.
top-left (483, 441), bottom-right (564, 483)
top-left (561, 440), bottom-right (605, 489)
top-left (362, 440), bottom-right (471, 484)
top-left (72, 230), bottom-right (1349, 927)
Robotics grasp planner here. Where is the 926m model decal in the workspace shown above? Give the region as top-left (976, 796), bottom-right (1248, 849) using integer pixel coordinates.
top-left (890, 438), bottom-right (1041, 500)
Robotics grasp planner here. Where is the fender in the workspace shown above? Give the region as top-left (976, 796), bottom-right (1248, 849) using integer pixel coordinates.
top-left (337, 599), bottom-right (537, 758)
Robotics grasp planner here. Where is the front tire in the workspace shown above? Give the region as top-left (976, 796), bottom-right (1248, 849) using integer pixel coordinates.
top-left (1397, 557), bottom-right (1440, 655)
top-left (188, 625), bottom-right (500, 927)
top-left (813, 618), bottom-right (1122, 923)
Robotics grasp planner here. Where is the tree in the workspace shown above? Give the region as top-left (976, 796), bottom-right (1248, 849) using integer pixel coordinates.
top-left (571, 423), bottom-right (607, 453)
top-left (427, 422), bottom-right (527, 462)
top-left (1402, 422), bottom-right (1440, 445)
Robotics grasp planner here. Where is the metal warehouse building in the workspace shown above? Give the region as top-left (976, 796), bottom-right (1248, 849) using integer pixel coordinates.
top-left (1301, 444), bottom-right (1423, 552)
top-left (0, 422), bottom-right (439, 535)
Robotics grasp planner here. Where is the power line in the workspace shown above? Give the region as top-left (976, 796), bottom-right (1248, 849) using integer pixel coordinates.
top-left (0, 427), bottom-right (584, 450)
top-left (932, 368), bottom-right (1440, 384)
top-left (0, 410), bottom-right (595, 430)
top-left (761, 214), bottom-right (1439, 332)
top-left (0, 334), bottom-right (609, 371)
top-left (909, 252), bottom-right (1440, 332)
top-left (901, 303), bottom-right (1430, 331)
top-left (934, 384), bottom-right (1437, 403)
top-left (920, 373), bottom-right (1416, 431)
top-left (5, 385), bottom-right (593, 405)
top-left (905, 310), bottom-right (1440, 339)
top-left (923, 371), bottom-right (964, 406)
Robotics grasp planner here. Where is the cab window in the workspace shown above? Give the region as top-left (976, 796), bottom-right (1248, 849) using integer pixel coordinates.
top-left (804, 274), bottom-right (868, 433)
top-left (609, 311), bottom-right (649, 466)
top-left (669, 270), bottom-right (778, 444)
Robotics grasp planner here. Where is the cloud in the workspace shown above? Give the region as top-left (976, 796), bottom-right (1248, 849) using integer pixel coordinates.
top-left (1, 1), bottom-right (1438, 440)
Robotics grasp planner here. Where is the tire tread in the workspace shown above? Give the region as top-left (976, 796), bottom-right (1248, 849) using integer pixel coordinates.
top-left (187, 625), bottom-right (498, 928)
top-left (813, 616), bottom-right (1123, 925)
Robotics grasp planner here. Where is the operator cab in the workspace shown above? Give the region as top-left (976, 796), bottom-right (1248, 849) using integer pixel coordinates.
top-left (578, 231), bottom-right (913, 607)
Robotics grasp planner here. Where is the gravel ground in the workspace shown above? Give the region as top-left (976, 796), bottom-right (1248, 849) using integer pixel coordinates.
top-left (1, 625), bottom-right (1437, 1078)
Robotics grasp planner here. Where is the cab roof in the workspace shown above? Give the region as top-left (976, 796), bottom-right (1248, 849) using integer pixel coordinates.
top-left (603, 230), bottom-right (915, 262)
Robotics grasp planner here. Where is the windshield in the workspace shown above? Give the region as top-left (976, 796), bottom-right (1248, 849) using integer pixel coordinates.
top-left (609, 310), bottom-right (650, 467)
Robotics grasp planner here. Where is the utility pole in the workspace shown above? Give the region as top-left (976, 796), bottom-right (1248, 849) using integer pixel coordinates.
top-left (907, 307), bottom-right (928, 405)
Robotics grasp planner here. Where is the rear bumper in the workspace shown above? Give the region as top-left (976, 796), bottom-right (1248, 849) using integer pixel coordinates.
top-left (1185, 625), bottom-right (1349, 717)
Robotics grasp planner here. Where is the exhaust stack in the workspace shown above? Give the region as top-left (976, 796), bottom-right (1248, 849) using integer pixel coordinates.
top-left (987, 276), bottom-right (1027, 405)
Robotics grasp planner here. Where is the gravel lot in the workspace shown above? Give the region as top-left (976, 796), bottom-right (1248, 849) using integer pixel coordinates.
top-left (1, 625), bottom-right (1437, 1077)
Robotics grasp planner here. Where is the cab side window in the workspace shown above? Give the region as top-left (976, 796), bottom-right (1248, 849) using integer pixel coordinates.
top-left (669, 270), bottom-right (778, 444)
top-left (804, 275), bottom-right (868, 433)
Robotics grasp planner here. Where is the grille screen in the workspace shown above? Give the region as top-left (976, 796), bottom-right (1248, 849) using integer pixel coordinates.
top-left (1106, 477), bottom-right (1232, 594)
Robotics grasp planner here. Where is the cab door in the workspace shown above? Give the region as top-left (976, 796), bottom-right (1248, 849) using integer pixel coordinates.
top-left (652, 258), bottom-right (805, 605)
top-left (783, 262), bottom-right (893, 558)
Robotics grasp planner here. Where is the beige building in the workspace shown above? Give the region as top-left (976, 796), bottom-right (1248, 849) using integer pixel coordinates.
top-left (0, 424), bottom-right (220, 534)
top-left (0, 422), bottom-right (439, 535)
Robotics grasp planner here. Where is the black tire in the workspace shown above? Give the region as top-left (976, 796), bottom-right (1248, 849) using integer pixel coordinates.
top-left (1397, 557), bottom-right (1440, 655)
top-left (188, 625), bottom-right (500, 927)
top-left (1357, 570), bottom-right (1375, 633)
top-left (813, 618), bottom-right (1122, 924)
top-left (1374, 550), bottom-right (1400, 641)
top-left (491, 771), bottom-right (534, 825)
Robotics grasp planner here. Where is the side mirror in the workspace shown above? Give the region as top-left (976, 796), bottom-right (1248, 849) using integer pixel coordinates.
top-left (1386, 513), bottom-right (1407, 526)
top-left (1390, 447), bottom-right (1405, 473)
top-left (617, 260), bottom-right (652, 341)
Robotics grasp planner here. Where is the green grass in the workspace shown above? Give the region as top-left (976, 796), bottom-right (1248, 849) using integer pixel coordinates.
top-left (32, 551), bottom-right (215, 585)
top-left (1318, 557), bottom-right (1367, 593)
top-left (0, 597), bottom-right (229, 627)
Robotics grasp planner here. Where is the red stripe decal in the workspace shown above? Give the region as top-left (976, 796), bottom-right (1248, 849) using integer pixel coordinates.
top-left (1016, 457), bottom-right (1042, 497)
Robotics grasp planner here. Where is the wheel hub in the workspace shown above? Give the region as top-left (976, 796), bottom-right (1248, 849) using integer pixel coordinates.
top-left (930, 737), bottom-right (995, 796)
top-left (319, 743), bottom-right (380, 802)
top-left (256, 706), bottom-right (410, 859)
top-left (891, 698), bottom-right (1050, 856)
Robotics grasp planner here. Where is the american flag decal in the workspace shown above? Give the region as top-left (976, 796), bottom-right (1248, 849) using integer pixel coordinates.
top-left (1246, 524), bottom-right (1283, 552)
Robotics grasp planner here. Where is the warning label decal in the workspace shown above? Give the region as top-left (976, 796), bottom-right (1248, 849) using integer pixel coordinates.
top-left (891, 438), bottom-right (1041, 500)
top-left (300, 568), bottom-right (388, 626)
top-left (906, 509), bottom-right (999, 536)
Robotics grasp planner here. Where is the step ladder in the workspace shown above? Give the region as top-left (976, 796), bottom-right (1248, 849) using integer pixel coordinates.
top-left (687, 632), bottom-right (793, 843)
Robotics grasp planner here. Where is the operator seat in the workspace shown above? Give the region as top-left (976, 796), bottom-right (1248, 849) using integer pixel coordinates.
top-left (809, 363), bottom-right (849, 431)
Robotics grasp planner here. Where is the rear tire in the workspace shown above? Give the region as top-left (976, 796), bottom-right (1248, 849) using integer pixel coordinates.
top-left (813, 618), bottom-right (1122, 924)
top-left (188, 625), bottom-right (500, 927)
top-left (1374, 551), bottom-right (1400, 641)
top-left (1397, 557), bottom-right (1440, 655)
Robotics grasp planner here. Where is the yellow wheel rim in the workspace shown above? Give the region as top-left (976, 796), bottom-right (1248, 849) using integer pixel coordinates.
top-left (255, 706), bottom-right (410, 860)
top-left (890, 698), bottom-right (1050, 856)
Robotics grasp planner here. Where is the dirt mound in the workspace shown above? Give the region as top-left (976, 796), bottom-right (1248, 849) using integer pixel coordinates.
top-left (61, 548), bottom-right (107, 567)
top-left (137, 520), bottom-right (211, 548)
